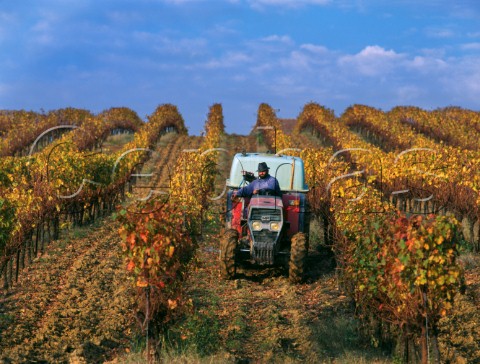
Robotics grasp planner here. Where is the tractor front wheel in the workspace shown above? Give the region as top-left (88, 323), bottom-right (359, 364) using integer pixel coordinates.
top-left (220, 229), bottom-right (238, 279)
top-left (289, 232), bottom-right (308, 283)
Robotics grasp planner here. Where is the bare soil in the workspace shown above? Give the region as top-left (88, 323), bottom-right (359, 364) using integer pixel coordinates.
top-left (0, 220), bottom-right (137, 364)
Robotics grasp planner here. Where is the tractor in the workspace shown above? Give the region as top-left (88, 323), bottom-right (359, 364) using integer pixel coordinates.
top-left (220, 152), bottom-right (310, 283)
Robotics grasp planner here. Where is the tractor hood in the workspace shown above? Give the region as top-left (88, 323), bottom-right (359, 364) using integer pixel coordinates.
top-left (248, 195), bottom-right (283, 209)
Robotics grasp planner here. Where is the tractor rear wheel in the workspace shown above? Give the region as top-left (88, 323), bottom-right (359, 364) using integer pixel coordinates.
top-left (220, 229), bottom-right (238, 279)
top-left (289, 232), bottom-right (308, 283)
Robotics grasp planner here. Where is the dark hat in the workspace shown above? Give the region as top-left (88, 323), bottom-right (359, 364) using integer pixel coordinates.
top-left (257, 162), bottom-right (270, 172)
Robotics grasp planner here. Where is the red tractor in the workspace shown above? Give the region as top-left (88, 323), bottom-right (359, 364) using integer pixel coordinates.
top-left (220, 152), bottom-right (310, 283)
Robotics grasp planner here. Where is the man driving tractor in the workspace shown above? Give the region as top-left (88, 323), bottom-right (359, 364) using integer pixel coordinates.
top-left (232, 162), bottom-right (282, 199)
top-left (222, 153), bottom-right (309, 282)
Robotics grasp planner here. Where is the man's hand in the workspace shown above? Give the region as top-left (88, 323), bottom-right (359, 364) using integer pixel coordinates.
top-left (253, 189), bottom-right (259, 195)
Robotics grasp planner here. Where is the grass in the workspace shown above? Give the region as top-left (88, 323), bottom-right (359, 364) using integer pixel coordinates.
top-left (0, 313), bottom-right (15, 327)
top-left (111, 348), bottom-right (233, 364)
top-left (112, 298), bottom-right (229, 364)
top-left (224, 305), bottom-right (249, 353)
top-left (59, 217), bottom-right (105, 240)
top-left (459, 252), bottom-right (480, 270)
top-left (309, 312), bottom-right (393, 363)
top-left (170, 307), bottom-right (222, 357)
top-left (102, 133), bottom-right (135, 151)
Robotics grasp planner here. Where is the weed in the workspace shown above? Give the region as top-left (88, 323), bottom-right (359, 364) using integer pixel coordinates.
top-left (310, 309), bottom-right (393, 363)
top-left (0, 313), bottom-right (15, 327)
top-left (161, 295), bottom-right (222, 359)
top-left (458, 252), bottom-right (480, 270)
top-left (225, 308), bottom-right (249, 352)
top-left (308, 216), bottom-right (326, 250)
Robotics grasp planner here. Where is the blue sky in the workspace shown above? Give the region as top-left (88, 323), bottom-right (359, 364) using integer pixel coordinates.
top-left (1, 0), bottom-right (479, 135)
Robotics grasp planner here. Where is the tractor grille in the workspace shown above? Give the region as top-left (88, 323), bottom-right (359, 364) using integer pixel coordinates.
top-left (249, 208), bottom-right (281, 264)
top-left (251, 230), bottom-right (278, 264)
top-left (250, 208), bottom-right (282, 222)
top-left (253, 241), bottom-right (275, 264)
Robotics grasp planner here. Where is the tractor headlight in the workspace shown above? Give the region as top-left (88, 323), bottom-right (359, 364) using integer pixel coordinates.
top-left (251, 221), bottom-right (262, 231)
top-left (270, 222), bottom-right (281, 231)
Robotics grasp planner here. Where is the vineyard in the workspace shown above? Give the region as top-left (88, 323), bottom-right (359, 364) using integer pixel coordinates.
top-left (0, 103), bottom-right (479, 363)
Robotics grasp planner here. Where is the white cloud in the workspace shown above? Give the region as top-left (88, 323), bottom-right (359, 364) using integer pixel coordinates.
top-left (133, 31), bottom-right (208, 56)
top-left (232, 74), bottom-right (247, 82)
top-left (246, 35), bottom-right (294, 54)
top-left (30, 19), bottom-right (56, 45)
top-left (441, 57), bottom-right (480, 100)
top-left (280, 50), bottom-right (312, 70)
top-left (267, 75), bottom-right (311, 96)
top-left (425, 27), bottom-right (455, 38)
top-left (278, 44), bottom-right (332, 72)
top-left (0, 83), bottom-right (9, 97)
top-left (160, 0), bottom-right (241, 3)
top-left (338, 45), bottom-right (403, 76)
top-left (261, 34), bottom-right (293, 44)
top-left (461, 42), bottom-right (480, 50)
top-left (249, 0), bottom-right (330, 7)
top-left (0, 11), bottom-right (19, 43)
top-left (395, 85), bottom-right (425, 103)
top-left (201, 51), bottom-right (251, 69)
top-left (26, 9), bottom-right (67, 48)
top-left (205, 24), bottom-right (239, 37)
top-left (106, 10), bottom-right (144, 24)
top-left (300, 43), bottom-right (329, 54)
top-left (0, 11), bottom-right (15, 25)
top-left (407, 56), bottom-right (448, 73)
top-left (250, 63), bottom-right (273, 74)
top-left (467, 31), bottom-right (480, 38)
top-left (419, 48), bottom-right (446, 59)
top-left (32, 19), bottom-right (51, 33)
top-left (161, 0), bottom-right (203, 3)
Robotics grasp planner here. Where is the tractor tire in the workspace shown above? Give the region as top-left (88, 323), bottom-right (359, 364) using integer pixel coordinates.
top-left (289, 232), bottom-right (308, 283)
top-left (220, 229), bottom-right (239, 279)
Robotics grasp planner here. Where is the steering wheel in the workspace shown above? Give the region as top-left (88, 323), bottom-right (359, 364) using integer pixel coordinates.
top-left (256, 188), bottom-right (277, 196)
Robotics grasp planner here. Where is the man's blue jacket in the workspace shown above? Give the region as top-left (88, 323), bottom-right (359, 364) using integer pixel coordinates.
top-left (235, 174), bottom-right (281, 198)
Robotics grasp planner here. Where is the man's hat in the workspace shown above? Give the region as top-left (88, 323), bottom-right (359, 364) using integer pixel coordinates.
top-left (257, 162), bottom-right (270, 172)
